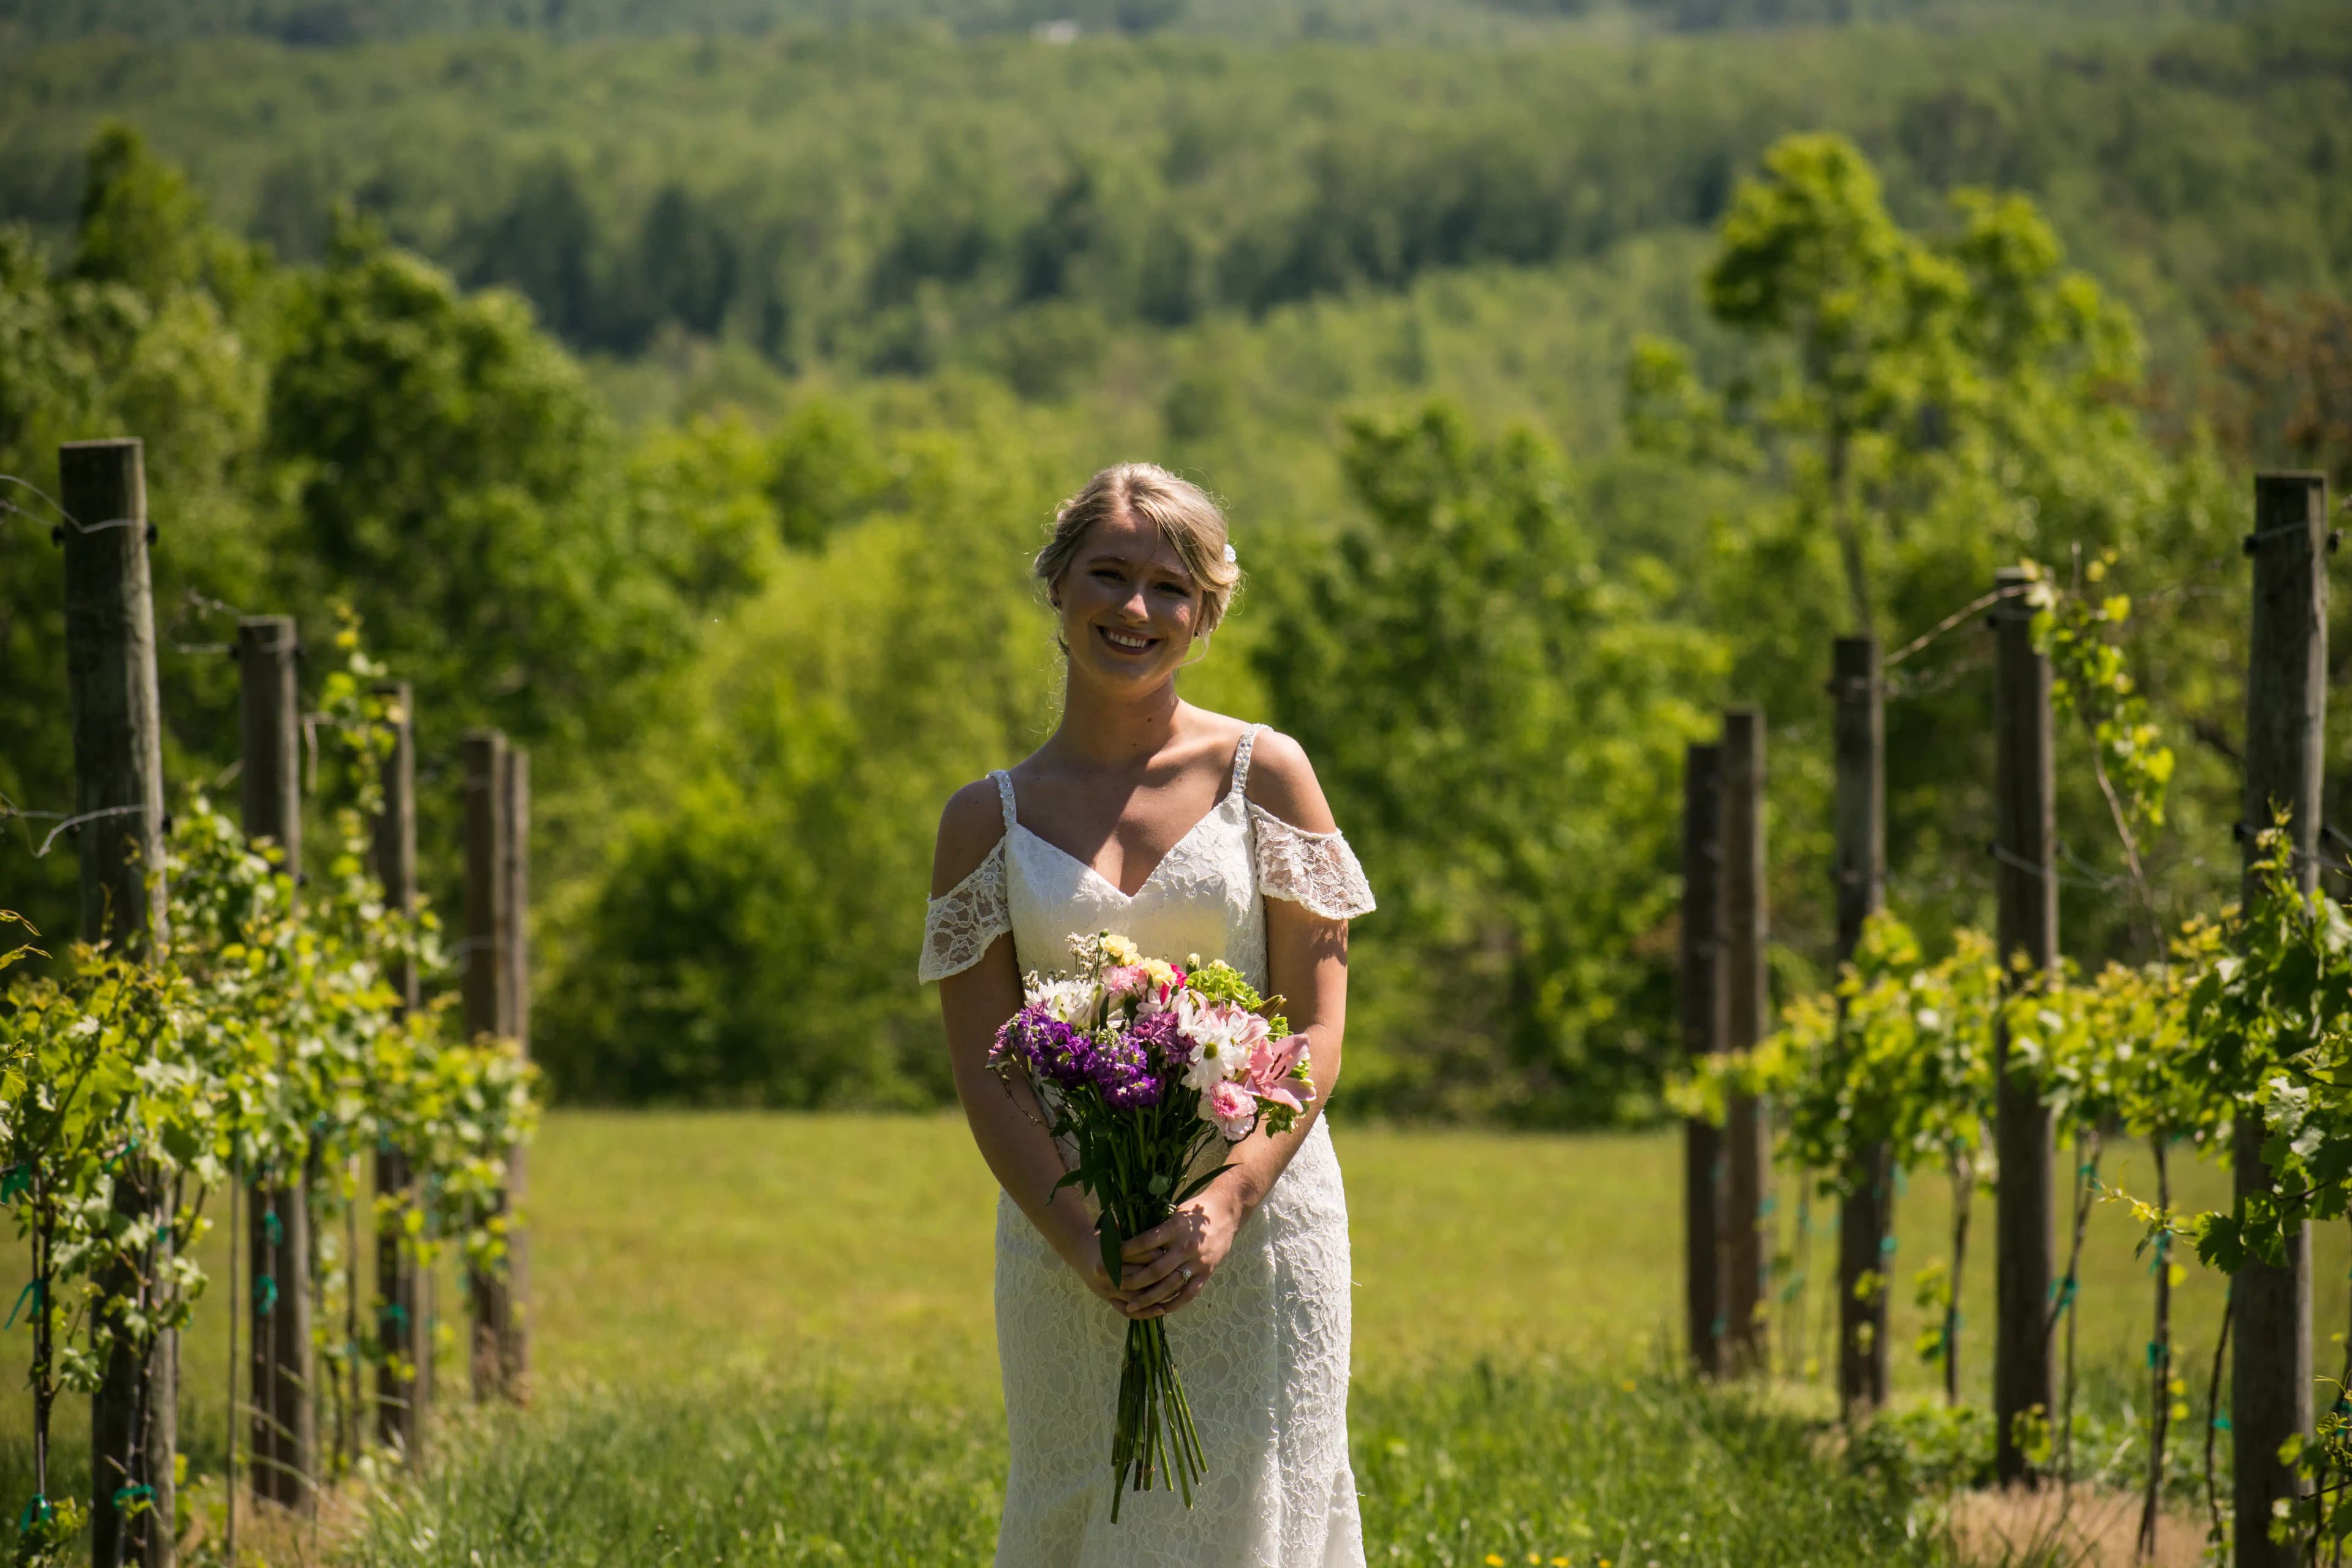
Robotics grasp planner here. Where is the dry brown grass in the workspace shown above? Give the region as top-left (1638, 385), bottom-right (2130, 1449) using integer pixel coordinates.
top-left (1948, 1483), bottom-right (2211, 1568)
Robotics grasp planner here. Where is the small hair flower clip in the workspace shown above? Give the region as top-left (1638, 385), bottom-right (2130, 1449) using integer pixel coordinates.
top-left (1223, 543), bottom-right (1238, 565)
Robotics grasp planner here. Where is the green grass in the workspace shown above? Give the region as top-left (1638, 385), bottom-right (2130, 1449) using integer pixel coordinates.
top-left (336, 1361), bottom-right (1947, 1568)
top-left (5, 1112), bottom-right (2345, 1561)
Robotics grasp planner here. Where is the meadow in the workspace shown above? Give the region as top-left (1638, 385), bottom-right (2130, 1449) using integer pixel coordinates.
top-left (11, 1110), bottom-right (2343, 1562)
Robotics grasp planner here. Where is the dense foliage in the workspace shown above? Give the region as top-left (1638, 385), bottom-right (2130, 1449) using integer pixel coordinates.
top-left (1257, 407), bottom-right (1722, 1121)
top-left (4, 0), bottom-right (2348, 1126)
top-left (2, 10), bottom-right (2346, 391)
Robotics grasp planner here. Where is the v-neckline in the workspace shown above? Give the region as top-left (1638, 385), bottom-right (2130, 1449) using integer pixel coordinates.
top-left (1012, 791), bottom-right (1234, 903)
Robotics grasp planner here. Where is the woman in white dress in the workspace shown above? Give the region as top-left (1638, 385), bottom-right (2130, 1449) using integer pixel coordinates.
top-left (920, 464), bottom-right (1377, 1567)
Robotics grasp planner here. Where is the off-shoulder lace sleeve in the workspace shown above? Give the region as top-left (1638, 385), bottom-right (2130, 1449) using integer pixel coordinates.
top-left (919, 837), bottom-right (1011, 982)
top-left (1248, 802), bottom-right (1376, 921)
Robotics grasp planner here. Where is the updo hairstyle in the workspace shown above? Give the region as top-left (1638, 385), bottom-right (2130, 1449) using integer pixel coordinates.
top-left (1034, 463), bottom-right (1242, 635)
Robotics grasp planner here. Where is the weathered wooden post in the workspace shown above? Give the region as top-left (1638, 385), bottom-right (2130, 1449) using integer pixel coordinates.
top-left (370, 682), bottom-right (430, 1458)
top-left (2234, 472), bottom-right (2328, 1568)
top-left (463, 731), bottom-right (530, 1401)
top-left (1681, 741), bottom-right (1727, 1378)
top-left (240, 614), bottom-right (315, 1512)
top-left (62, 438), bottom-right (176, 1568)
top-left (497, 745), bottom-right (532, 1396)
top-left (1831, 636), bottom-right (1890, 1415)
top-left (1721, 709), bottom-right (1771, 1374)
top-left (1990, 567), bottom-right (2056, 1486)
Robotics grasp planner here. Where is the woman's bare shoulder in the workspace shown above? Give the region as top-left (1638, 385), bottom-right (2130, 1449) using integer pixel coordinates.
top-left (1238, 726), bottom-right (1338, 835)
top-left (932, 775), bottom-right (1010, 897)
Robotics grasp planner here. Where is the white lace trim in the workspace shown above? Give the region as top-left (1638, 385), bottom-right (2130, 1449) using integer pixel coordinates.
top-left (1248, 803), bottom-right (1376, 921)
top-left (918, 836), bottom-right (1011, 982)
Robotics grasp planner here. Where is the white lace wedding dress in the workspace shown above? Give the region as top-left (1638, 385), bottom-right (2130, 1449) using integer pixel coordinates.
top-left (920, 725), bottom-right (1377, 1567)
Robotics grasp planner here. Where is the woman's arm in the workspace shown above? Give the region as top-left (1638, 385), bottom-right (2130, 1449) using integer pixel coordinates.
top-left (932, 780), bottom-right (1138, 1313)
top-left (1115, 729), bottom-right (1352, 1320)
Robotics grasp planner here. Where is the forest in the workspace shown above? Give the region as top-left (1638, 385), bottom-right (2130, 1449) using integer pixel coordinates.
top-left (2, 0), bottom-right (2348, 1124)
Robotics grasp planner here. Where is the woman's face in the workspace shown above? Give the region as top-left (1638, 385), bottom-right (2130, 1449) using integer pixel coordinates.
top-left (1054, 510), bottom-right (1207, 693)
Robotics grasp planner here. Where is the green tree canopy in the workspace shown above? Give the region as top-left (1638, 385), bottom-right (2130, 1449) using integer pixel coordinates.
top-left (1255, 404), bottom-right (1725, 1123)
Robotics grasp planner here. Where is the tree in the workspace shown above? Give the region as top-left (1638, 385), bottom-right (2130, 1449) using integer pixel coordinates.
top-left (1255, 404), bottom-right (1724, 1123)
top-left (266, 214), bottom-right (674, 756)
top-left (1631, 132), bottom-right (2221, 970)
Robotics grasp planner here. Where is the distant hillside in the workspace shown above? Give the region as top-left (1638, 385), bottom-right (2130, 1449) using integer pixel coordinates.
top-left (0, 0), bottom-right (2248, 47)
top-left (3, 7), bottom-right (2342, 405)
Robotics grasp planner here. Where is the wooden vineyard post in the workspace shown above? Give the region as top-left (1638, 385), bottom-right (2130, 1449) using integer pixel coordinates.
top-left (1681, 741), bottom-right (1727, 1378)
top-left (1831, 636), bottom-right (1890, 1415)
top-left (1721, 709), bottom-right (1771, 1375)
top-left (370, 682), bottom-right (430, 1458)
top-left (2234, 472), bottom-right (2328, 1568)
top-left (464, 732), bottom-right (531, 1402)
top-left (240, 615), bottom-right (315, 1512)
top-left (1990, 567), bottom-right (2056, 1487)
top-left (499, 745), bottom-right (532, 1396)
top-left (61, 438), bottom-right (177, 1568)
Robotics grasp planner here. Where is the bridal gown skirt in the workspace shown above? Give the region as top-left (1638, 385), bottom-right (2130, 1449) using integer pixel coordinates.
top-left (992, 1116), bottom-right (1366, 1568)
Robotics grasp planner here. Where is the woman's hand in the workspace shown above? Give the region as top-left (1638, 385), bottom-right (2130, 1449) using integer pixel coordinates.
top-left (1047, 1210), bottom-right (1143, 1313)
top-left (1115, 1183), bottom-right (1246, 1320)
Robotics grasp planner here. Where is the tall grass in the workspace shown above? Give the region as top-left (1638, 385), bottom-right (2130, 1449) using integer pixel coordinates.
top-left (337, 1363), bottom-right (1945, 1568)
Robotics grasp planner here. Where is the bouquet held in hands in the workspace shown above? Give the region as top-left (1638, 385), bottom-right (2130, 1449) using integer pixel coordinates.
top-left (989, 930), bottom-right (1314, 1517)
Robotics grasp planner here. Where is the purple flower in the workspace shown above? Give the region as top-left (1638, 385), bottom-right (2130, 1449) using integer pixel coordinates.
top-left (992, 1006), bottom-right (1096, 1091)
top-left (1127, 1010), bottom-right (1187, 1076)
top-left (995, 1005), bottom-right (1175, 1112)
top-left (1091, 1030), bottom-right (1166, 1110)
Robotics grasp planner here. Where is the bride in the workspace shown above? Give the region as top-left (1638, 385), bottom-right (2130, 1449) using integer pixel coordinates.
top-left (920, 463), bottom-right (1377, 1566)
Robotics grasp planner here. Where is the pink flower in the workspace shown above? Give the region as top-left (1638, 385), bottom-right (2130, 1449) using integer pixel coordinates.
top-left (1245, 1031), bottom-right (1308, 1108)
top-left (1201, 1079), bottom-right (1256, 1141)
top-left (1102, 965), bottom-right (1151, 1001)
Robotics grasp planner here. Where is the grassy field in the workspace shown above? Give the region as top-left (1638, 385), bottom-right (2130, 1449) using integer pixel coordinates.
top-left (6, 1111), bottom-right (2345, 1563)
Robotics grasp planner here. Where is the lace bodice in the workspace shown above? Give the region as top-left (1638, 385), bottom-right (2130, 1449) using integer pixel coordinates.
top-left (918, 726), bottom-right (1374, 986)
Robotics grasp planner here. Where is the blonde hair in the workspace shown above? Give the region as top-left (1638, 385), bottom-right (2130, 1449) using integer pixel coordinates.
top-left (1035, 463), bottom-right (1242, 634)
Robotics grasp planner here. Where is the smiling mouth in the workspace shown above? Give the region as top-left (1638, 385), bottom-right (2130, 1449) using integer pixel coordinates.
top-left (1096, 624), bottom-right (1159, 655)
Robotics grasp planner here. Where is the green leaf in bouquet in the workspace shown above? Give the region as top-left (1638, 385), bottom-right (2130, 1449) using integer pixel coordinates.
top-left (1099, 1209), bottom-right (1126, 1286)
top-left (1174, 1163), bottom-right (1235, 1206)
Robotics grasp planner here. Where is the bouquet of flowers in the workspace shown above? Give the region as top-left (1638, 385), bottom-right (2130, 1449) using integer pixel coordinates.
top-left (990, 930), bottom-right (1314, 1517)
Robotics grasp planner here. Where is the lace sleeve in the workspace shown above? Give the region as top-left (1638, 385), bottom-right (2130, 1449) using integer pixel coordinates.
top-left (1248, 803), bottom-right (1376, 921)
top-left (919, 837), bottom-right (1011, 982)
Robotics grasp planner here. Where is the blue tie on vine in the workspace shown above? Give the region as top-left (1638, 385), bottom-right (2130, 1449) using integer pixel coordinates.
top-left (264, 1209), bottom-right (284, 1248)
top-left (254, 1273), bottom-right (278, 1315)
top-left (111, 1483), bottom-right (154, 1511)
top-left (17, 1494), bottom-right (50, 1531)
top-left (0, 1164), bottom-right (29, 1202)
top-left (4, 1278), bottom-right (43, 1331)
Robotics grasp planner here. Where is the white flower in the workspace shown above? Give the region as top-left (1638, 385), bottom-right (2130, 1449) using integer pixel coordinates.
top-left (1031, 976), bottom-right (1102, 1027)
top-left (1175, 992), bottom-right (1250, 1090)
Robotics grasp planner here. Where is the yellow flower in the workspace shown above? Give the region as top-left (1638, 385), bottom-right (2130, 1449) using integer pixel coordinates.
top-left (1485, 1557), bottom-right (1506, 1566)
top-left (1620, 1379), bottom-right (1637, 1392)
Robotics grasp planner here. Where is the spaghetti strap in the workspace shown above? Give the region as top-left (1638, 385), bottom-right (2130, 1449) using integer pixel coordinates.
top-left (1229, 724), bottom-right (1262, 796)
top-left (990, 770), bottom-right (1019, 832)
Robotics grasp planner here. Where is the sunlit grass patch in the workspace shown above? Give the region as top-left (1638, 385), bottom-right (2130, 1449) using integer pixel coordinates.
top-left (334, 1363), bottom-right (1948, 1567)
top-left (1354, 1360), bottom-right (1939, 1568)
